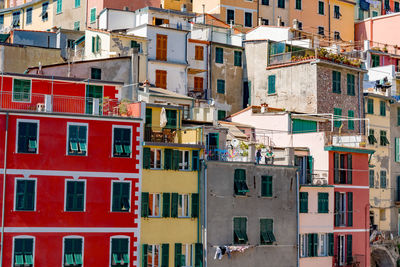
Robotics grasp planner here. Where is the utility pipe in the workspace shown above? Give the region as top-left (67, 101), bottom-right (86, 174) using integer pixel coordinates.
top-left (0, 112), bottom-right (9, 267)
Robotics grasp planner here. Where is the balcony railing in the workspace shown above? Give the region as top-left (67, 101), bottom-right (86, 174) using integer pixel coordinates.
top-left (324, 132), bottom-right (367, 148)
top-left (0, 91), bottom-right (140, 118)
top-left (187, 87), bottom-right (208, 100)
top-left (144, 126), bottom-right (203, 145)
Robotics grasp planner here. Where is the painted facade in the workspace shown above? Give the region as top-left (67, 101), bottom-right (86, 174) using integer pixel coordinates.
top-left (258, 0), bottom-right (290, 27)
top-left (161, 0), bottom-right (192, 12)
top-left (354, 0), bottom-right (381, 21)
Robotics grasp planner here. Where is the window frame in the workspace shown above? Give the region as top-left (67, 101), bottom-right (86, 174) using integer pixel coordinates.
top-left (179, 150), bottom-right (190, 171)
top-left (14, 178), bottom-right (37, 212)
top-left (90, 68), bottom-right (101, 80)
top-left (41, 2), bottom-right (49, 21)
top-left (318, 192), bottom-right (329, 213)
top-left (56, 0), bottom-right (62, 14)
top-left (148, 193), bottom-right (161, 217)
top-left (318, 26), bottom-right (325, 36)
top-left (195, 45), bottom-right (204, 61)
top-left (348, 110), bottom-right (354, 130)
top-left (150, 148), bottom-right (162, 169)
top-left (217, 79), bottom-right (225, 94)
top-left (12, 236), bottom-right (35, 267)
top-left (268, 74), bottom-right (276, 94)
top-left (111, 125), bottom-right (133, 158)
top-left (233, 216), bottom-right (248, 244)
top-left (244, 12), bottom-right (252, 28)
top-left (277, 0), bottom-right (285, 8)
top-left (226, 9), bottom-right (235, 24)
top-left (334, 5), bottom-right (341, 19)
top-left (259, 218), bottom-right (275, 245)
top-left (90, 7), bottom-right (96, 23)
top-left (295, 0), bottom-right (302, 10)
top-left (66, 122), bottom-right (88, 156)
top-left (64, 179), bottom-right (86, 212)
top-left (380, 100), bottom-right (386, 116)
top-left (332, 71), bottom-right (341, 93)
top-left (110, 180), bottom-right (132, 212)
top-left (318, 233), bottom-right (328, 256)
top-left (338, 235), bottom-right (345, 266)
top-left (178, 194), bottom-right (190, 218)
top-left (62, 236), bottom-right (84, 267)
top-left (234, 51), bottom-right (242, 67)
top-left (380, 170), bottom-right (387, 188)
top-left (261, 175), bottom-right (273, 197)
top-left (109, 236), bottom-right (130, 267)
top-left (318, 1), bottom-right (325, 15)
top-left (338, 192), bottom-right (346, 226)
top-left (347, 73), bottom-right (355, 96)
top-left (12, 78), bottom-right (32, 103)
top-left (215, 47), bottom-right (223, 63)
top-left (26, 8), bottom-right (33, 25)
top-left (146, 244), bottom-right (160, 267)
top-left (367, 98), bottom-right (374, 114)
top-left (16, 119), bottom-right (40, 154)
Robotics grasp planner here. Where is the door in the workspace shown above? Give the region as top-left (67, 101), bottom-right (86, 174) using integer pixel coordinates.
top-left (243, 81), bottom-right (250, 109)
top-left (85, 85), bottom-right (103, 115)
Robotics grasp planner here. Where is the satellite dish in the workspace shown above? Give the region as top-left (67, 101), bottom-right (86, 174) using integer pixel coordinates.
top-left (231, 139), bottom-right (239, 148)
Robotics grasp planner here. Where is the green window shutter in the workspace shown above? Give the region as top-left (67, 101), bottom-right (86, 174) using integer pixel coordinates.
top-left (66, 181), bottom-right (85, 211)
top-left (191, 193), bottom-right (199, 218)
top-left (334, 192), bottom-right (340, 226)
top-left (396, 138), bottom-right (400, 162)
top-left (261, 176), bottom-right (272, 197)
top-left (90, 8), bottom-right (96, 23)
top-left (347, 74), bottom-right (355, 96)
top-left (347, 154), bottom-right (352, 184)
top-left (194, 243), bottom-right (203, 267)
top-left (268, 75), bottom-right (276, 94)
top-left (172, 150), bottom-right (180, 170)
top-left (143, 147), bottom-right (151, 169)
top-left (162, 193), bottom-right (171, 217)
top-left (233, 217), bottom-right (248, 244)
top-left (17, 122), bottom-right (37, 154)
top-left (234, 51), bottom-right (242, 66)
top-left (299, 192), bottom-right (308, 213)
top-left (171, 193), bottom-right (178, 218)
top-left (397, 108), bottom-right (400, 125)
top-left (164, 149), bottom-right (173, 170)
top-left (307, 233), bottom-right (313, 257)
top-left (313, 233), bottom-right (318, 257)
top-left (370, 170), bottom-right (375, 188)
top-left (295, 0), bottom-right (301, 9)
top-left (346, 235), bottom-right (353, 263)
top-left (367, 99), bottom-right (374, 114)
top-left (348, 110), bottom-right (354, 130)
top-left (166, 110), bottom-right (177, 129)
top-left (145, 108), bottom-right (152, 126)
top-left (92, 36), bottom-right (95, 53)
top-left (215, 47), bottom-right (223, 63)
top-left (174, 243), bottom-right (182, 267)
top-left (380, 170), bottom-right (387, 188)
top-left (142, 244), bottom-right (148, 267)
top-left (217, 110), bottom-right (226, 120)
top-left (372, 54), bottom-right (380, 67)
top-left (234, 169), bottom-right (248, 195)
top-left (75, 0), bottom-right (80, 7)
top-left (260, 219), bottom-right (275, 245)
top-left (380, 100), bottom-right (386, 116)
top-left (347, 192), bottom-right (353, 226)
top-left (57, 0), bottom-right (62, 13)
top-left (217, 79), bottom-right (225, 94)
top-left (95, 35), bottom-right (100, 52)
top-left (16, 180), bottom-right (35, 211)
top-left (112, 182), bottom-right (130, 212)
top-left (141, 192), bottom-right (149, 217)
top-left (334, 153), bottom-right (339, 183)
top-left (307, 156), bottom-right (313, 183)
top-left (328, 233), bottom-right (334, 256)
top-left (161, 244), bottom-right (169, 267)
top-left (318, 193), bottom-right (329, 213)
top-left (192, 150), bottom-right (200, 171)
top-left (319, 1), bottom-right (324, 14)
top-left (333, 71), bottom-right (341, 93)
top-left (333, 108), bottom-right (342, 128)
top-left (292, 119), bottom-right (317, 133)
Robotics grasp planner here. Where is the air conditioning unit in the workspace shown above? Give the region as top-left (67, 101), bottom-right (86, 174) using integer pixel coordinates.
top-left (313, 179), bottom-right (322, 185)
top-left (37, 103), bottom-right (45, 112)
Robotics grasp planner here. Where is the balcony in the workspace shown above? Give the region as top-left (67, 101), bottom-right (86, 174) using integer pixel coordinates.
top-left (324, 132), bottom-right (367, 148)
top-left (144, 126), bottom-right (203, 145)
top-left (0, 91), bottom-right (140, 118)
top-left (187, 87), bottom-right (208, 100)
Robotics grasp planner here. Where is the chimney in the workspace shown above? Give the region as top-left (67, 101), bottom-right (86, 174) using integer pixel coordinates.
top-left (292, 19), bottom-right (299, 30)
top-left (258, 17), bottom-right (262, 26)
top-left (277, 16), bottom-right (282, 27)
top-left (144, 80), bottom-right (150, 93)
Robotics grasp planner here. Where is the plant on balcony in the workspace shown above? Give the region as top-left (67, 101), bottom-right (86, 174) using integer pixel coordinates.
top-left (371, 46), bottom-right (381, 51)
top-left (118, 98), bottom-right (130, 116)
top-left (383, 45), bottom-right (388, 53)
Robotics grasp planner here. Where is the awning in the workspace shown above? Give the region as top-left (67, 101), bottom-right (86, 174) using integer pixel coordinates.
top-left (0, 34), bottom-right (9, 43)
top-left (188, 68), bottom-right (207, 74)
top-left (74, 35), bottom-right (85, 45)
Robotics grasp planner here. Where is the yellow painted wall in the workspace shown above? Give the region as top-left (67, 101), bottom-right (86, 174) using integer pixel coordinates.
top-left (147, 106), bottom-right (181, 131)
top-left (142, 169), bottom-right (198, 193)
top-left (330, 0), bottom-right (355, 42)
top-left (162, 0), bottom-right (192, 12)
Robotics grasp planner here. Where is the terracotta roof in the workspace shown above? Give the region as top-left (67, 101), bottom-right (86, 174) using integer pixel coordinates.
top-left (201, 14), bottom-right (243, 34)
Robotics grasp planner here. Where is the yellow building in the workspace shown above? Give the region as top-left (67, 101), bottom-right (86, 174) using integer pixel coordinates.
top-left (365, 91), bottom-right (394, 232)
top-left (161, 0), bottom-right (192, 12)
top-left (141, 103), bottom-right (203, 267)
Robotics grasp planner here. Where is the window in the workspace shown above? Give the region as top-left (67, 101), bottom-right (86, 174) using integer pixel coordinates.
top-left (260, 219), bottom-right (275, 245)
top-left (347, 74), bottom-right (355, 96)
top-left (233, 217), bottom-right (248, 244)
top-left (396, 2), bottom-right (400, 12)
top-left (380, 170), bottom-right (387, 188)
top-left (334, 31), bottom-right (341, 40)
top-left (380, 130), bottom-right (389, 146)
top-left (278, 0), bottom-right (285, 8)
top-left (262, 0), bottom-right (269, 5)
top-left (149, 193), bottom-right (161, 217)
top-left (217, 110), bottom-right (226, 121)
top-left (0, 15), bottom-right (4, 28)
top-left (234, 169), bottom-right (249, 196)
top-left (335, 192), bottom-right (346, 226)
top-left (142, 244), bottom-right (158, 267)
top-left (194, 77), bottom-right (203, 91)
top-left (268, 75), bottom-right (276, 94)
top-left (156, 34), bottom-right (168, 61)
top-left (26, 8), bottom-right (32, 24)
top-left (368, 129), bottom-right (377, 145)
top-left (244, 12), bottom-right (252, 27)
top-left (261, 176), bottom-right (272, 197)
top-left (91, 35), bottom-right (101, 53)
top-left (15, 179), bottom-right (36, 211)
top-left (179, 150), bottom-right (190, 170)
top-left (380, 209), bottom-right (386, 220)
top-left (307, 233), bottom-right (318, 257)
top-left (217, 79), bottom-right (225, 94)
top-left (17, 121), bottom-right (38, 154)
top-left (372, 11), bottom-right (378, 17)
top-left (318, 1), bottom-right (324, 14)
top-left (67, 39), bottom-right (75, 48)
top-left (318, 193), bottom-right (329, 213)
top-left (358, 8), bottom-right (364, 20)
top-left (300, 234), bottom-right (307, 257)
top-left (367, 98), bottom-right (374, 114)
top-left (111, 182), bottom-right (130, 212)
top-left (191, 193), bottom-right (199, 218)
top-left (227, 9), bottom-right (234, 24)
top-left (334, 5), bottom-right (341, 19)
top-left (13, 238), bottom-right (34, 266)
top-left (215, 47), bottom-right (223, 63)
top-left (369, 170), bottom-right (375, 188)
top-left (75, 0), bottom-right (80, 8)
top-left (155, 70), bottom-right (167, 89)
top-left (385, 0), bottom-right (390, 10)
top-left (178, 194), bottom-right (189, 217)
top-left (234, 51), bottom-right (242, 67)
top-left (348, 110), bottom-right (354, 130)
top-left (298, 21), bottom-right (303, 30)
top-left (57, 0), bottom-right (62, 14)
top-left (180, 244), bottom-right (192, 266)
top-left (13, 79), bottom-right (31, 102)
top-left (372, 54), bottom-right (380, 67)
top-left (338, 235), bottom-right (345, 266)
top-left (91, 68), bottom-right (101, 79)
top-left (85, 84), bottom-right (102, 115)
top-left (398, 107), bottom-right (400, 125)
top-left (74, 21), bottom-right (80, 31)
top-left (130, 40), bottom-right (141, 52)
top-left (396, 138), bottom-right (400, 163)
top-left (12, 11), bottom-right (21, 28)
top-left (299, 192), bottom-right (308, 213)
top-left (67, 124), bottom-right (87, 156)
top-left (166, 109), bottom-right (177, 129)
top-left (171, 193), bottom-right (179, 217)
top-left (318, 234), bottom-right (327, 256)
top-left (90, 8), bottom-right (96, 23)
top-left (346, 235), bottom-right (353, 264)
top-left (113, 127), bottom-right (132, 157)
top-left (334, 108), bottom-right (342, 128)
top-left (333, 153), bottom-right (352, 184)
top-left (332, 71), bottom-right (341, 93)
top-left (111, 238), bottom-right (129, 266)
top-left (65, 180), bottom-right (85, 211)
top-left (63, 238), bottom-right (83, 266)
top-left (192, 150), bottom-right (200, 171)
top-left (261, 19), bottom-right (269, 25)
top-left (318, 26), bottom-right (325, 36)
top-left (296, 0), bottom-right (302, 10)
top-left (151, 148), bottom-right (162, 169)
top-left (41, 2), bottom-right (48, 21)
top-left (380, 100), bottom-right (386, 116)
top-left (195, 46), bottom-right (204, 60)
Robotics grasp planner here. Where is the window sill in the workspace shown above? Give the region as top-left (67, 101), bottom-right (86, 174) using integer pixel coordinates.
top-left (111, 210), bottom-right (131, 213)
top-left (267, 93), bottom-right (277, 96)
top-left (148, 216), bottom-right (162, 218)
top-left (65, 210), bottom-right (85, 212)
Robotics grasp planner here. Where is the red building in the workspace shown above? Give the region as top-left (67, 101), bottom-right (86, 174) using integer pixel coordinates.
top-left (327, 147), bottom-right (373, 267)
top-left (382, 0), bottom-right (400, 14)
top-left (0, 73), bottom-right (143, 266)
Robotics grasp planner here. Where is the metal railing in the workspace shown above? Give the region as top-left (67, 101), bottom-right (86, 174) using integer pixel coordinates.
top-left (144, 126), bottom-right (203, 145)
top-left (324, 132), bottom-right (367, 148)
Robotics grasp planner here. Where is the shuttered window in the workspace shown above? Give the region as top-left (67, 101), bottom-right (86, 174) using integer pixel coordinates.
top-left (195, 46), bottom-right (204, 60)
top-left (328, 233), bottom-right (334, 256)
top-left (347, 192), bottom-right (353, 226)
top-left (278, 0), bottom-right (285, 8)
top-left (143, 147), bottom-right (151, 169)
top-left (261, 176), bottom-right (272, 197)
top-left (162, 193), bottom-right (171, 217)
top-left (192, 150), bottom-right (200, 171)
top-left (194, 243), bottom-right (203, 267)
top-left (15, 179), bottom-right (35, 211)
top-left (234, 169), bottom-right (249, 196)
top-left (318, 193), bottom-right (329, 213)
top-left (217, 110), bottom-right (226, 120)
top-left (380, 100), bottom-right (386, 116)
top-left (372, 54), bottom-right (380, 67)
top-left (299, 192), bottom-right (308, 213)
top-left (194, 77), bottom-right (203, 91)
top-left (113, 127), bottom-right (131, 157)
top-left (307, 233), bottom-right (318, 257)
top-left (142, 244), bottom-right (148, 267)
top-left (164, 149), bottom-right (173, 170)
top-left (332, 71), bottom-right (341, 93)
top-left (166, 110), bottom-right (177, 129)
top-left (156, 70), bottom-right (167, 89)
top-left (348, 110), bottom-right (354, 130)
top-left (111, 238), bottom-right (129, 266)
top-left (171, 193), bottom-right (179, 218)
top-left (396, 138), bottom-right (400, 162)
top-left (13, 79), bottom-right (31, 102)
top-left (380, 130), bottom-right (389, 146)
top-left (217, 79), bottom-right (225, 94)
top-left (347, 74), bottom-right (355, 96)
top-left (156, 34), bottom-right (168, 61)
top-left (334, 108), bottom-right (342, 128)
top-left (161, 244), bottom-right (169, 267)
top-left (66, 181), bottom-right (85, 211)
top-left (57, 0), bottom-right (63, 13)
top-left (295, 0), bottom-right (302, 9)
top-left (64, 238), bottom-right (83, 266)
top-left (268, 75), bottom-right (276, 94)
top-left (14, 238), bottom-right (34, 266)
top-left (233, 217), bottom-right (248, 244)
top-left (234, 51), bottom-right (242, 66)
top-left (112, 182), bottom-right (130, 212)
top-left (346, 235), bottom-right (353, 264)
top-left (347, 154), bottom-right (352, 184)
top-left (318, 1), bottom-right (324, 14)
top-left (369, 170), bottom-right (375, 188)
top-left (260, 219), bottom-right (275, 245)
top-left (85, 84), bottom-right (102, 114)
top-left (191, 193), bottom-right (199, 218)
top-left (367, 98), bottom-right (374, 114)
top-left (368, 129), bottom-right (377, 145)
top-left (380, 170), bottom-right (387, 188)
top-left (141, 192), bottom-right (149, 217)
top-left (215, 47), bottom-right (223, 63)
top-left (292, 119), bottom-right (317, 133)
top-left (68, 125), bottom-right (87, 156)
top-left (174, 243), bottom-right (181, 267)
top-left (334, 153), bottom-right (339, 183)
top-left (17, 122), bottom-right (38, 154)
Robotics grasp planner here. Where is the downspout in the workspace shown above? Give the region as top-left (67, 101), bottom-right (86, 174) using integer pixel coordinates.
top-left (0, 112), bottom-right (9, 267)
top-left (328, 0), bottom-right (331, 40)
top-left (358, 72), bottom-right (362, 134)
top-left (257, 0), bottom-right (260, 26)
top-left (206, 43), bottom-right (209, 100)
top-left (296, 171), bottom-right (299, 267)
top-left (203, 158), bottom-right (207, 267)
top-left (209, 26), bottom-right (213, 101)
top-left (185, 32), bottom-right (189, 96)
top-left (0, 72), bottom-right (3, 109)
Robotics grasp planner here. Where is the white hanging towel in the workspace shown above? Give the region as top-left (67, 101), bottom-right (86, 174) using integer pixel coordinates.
top-left (160, 107), bottom-right (168, 128)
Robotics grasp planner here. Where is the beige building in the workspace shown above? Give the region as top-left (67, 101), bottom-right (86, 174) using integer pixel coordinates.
top-left (258, 0), bottom-right (290, 27)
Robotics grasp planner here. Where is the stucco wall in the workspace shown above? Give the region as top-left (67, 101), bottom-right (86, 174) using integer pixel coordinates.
top-left (206, 161), bottom-right (297, 267)
top-left (259, 0), bottom-right (290, 26)
top-left (390, 102), bottom-right (400, 235)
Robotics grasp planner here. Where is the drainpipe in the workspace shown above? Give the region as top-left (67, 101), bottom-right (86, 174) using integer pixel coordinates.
top-left (296, 171), bottom-right (299, 267)
top-left (209, 26), bottom-right (213, 101)
top-left (0, 112), bottom-right (9, 267)
top-left (257, 0), bottom-right (260, 26)
top-left (203, 159), bottom-right (207, 267)
top-left (328, 0), bottom-right (331, 40)
top-left (0, 72), bottom-right (3, 109)
top-left (185, 32), bottom-right (189, 95)
top-left (358, 72), bottom-right (362, 134)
